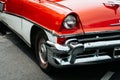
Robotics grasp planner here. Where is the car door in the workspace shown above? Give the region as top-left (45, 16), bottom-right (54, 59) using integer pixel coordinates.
top-left (1, 0), bottom-right (23, 35)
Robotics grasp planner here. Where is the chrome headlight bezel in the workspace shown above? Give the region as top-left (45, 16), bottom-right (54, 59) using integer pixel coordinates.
top-left (63, 15), bottom-right (77, 29)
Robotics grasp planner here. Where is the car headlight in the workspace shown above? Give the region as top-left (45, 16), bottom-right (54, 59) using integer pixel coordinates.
top-left (63, 15), bottom-right (77, 29)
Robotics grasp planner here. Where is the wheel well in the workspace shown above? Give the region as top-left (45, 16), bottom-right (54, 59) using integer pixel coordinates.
top-left (30, 25), bottom-right (47, 50)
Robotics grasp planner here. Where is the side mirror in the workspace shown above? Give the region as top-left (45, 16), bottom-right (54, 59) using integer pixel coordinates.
top-left (0, 1), bottom-right (4, 12)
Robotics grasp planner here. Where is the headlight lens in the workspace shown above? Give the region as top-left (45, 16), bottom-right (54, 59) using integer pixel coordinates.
top-left (63, 15), bottom-right (77, 29)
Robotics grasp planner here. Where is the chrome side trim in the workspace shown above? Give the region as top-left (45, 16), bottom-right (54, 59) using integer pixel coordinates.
top-left (2, 11), bottom-right (120, 38)
top-left (84, 40), bottom-right (120, 50)
top-left (110, 23), bottom-right (120, 26)
top-left (3, 12), bottom-right (58, 36)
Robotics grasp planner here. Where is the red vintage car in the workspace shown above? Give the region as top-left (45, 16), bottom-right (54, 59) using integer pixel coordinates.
top-left (0, 0), bottom-right (120, 72)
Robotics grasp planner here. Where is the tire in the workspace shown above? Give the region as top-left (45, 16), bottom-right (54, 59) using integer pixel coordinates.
top-left (35, 31), bottom-right (52, 72)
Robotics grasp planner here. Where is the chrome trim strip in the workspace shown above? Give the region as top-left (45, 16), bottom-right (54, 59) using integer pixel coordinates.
top-left (3, 12), bottom-right (82, 38)
top-left (84, 30), bottom-right (120, 35)
top-left (60, 30), bottom-right (120, 38)
top-left (110, 23), bottom-right (120, 26)
top-left (84, 40), bottom-right (120, 50)
top-left (1, 12), bottom-right (84, 38)
top-left (55, 55), bottom-right (111, 65)
top-left (3, 12), bottom-right (120, 38)
top-left (3, 12), bottom-right (59, 36)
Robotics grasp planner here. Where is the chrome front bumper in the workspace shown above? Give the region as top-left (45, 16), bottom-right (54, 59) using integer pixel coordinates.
top-left (46, 39), bottom-right (120, 67)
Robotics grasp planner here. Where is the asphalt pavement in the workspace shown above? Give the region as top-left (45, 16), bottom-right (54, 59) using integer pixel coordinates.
top-left (0, 31), bottom-right (120, 80)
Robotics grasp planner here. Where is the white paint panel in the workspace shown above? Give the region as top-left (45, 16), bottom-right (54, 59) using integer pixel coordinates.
top-left (1, 13), bottom-right (56, 46)
top-left (1, 13), bottom-right (33, 45)
top-left (21, 19), bottom-right (33, 44)
top-left (1, 13), bottom-right (21, 34)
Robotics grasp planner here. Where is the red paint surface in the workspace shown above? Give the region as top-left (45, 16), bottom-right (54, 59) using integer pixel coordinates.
top-left (57, 0), bottom-right (120, 33)
top-left (1, 0), bottom-right (120, 35)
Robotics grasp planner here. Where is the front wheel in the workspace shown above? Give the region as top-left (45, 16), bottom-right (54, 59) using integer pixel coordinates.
top-left (35, 31), bottom-right (52, 72)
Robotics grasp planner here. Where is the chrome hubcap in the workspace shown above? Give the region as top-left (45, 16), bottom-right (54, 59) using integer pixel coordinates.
top-left (39, 43), bottom-right (47, 64)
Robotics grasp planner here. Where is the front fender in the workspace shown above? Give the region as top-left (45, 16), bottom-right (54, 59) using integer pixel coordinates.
top-left (22, 1), bottom-right (72, 33)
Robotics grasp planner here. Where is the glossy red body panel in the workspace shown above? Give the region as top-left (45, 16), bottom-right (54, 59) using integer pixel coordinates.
top-left (57, 0), bottom-right (120, 33)
top-left (3, 0), bottom-right (82, 35)
top-left (1, 0), bottom-right (120, 35)
top-left (6, 0), bottom-right (23, 15)
top-left (22, 1), bottom-right (69, 31)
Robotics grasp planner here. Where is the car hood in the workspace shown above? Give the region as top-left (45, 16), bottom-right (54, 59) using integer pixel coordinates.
top-left (55, 0), bottom-right (120, 33)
